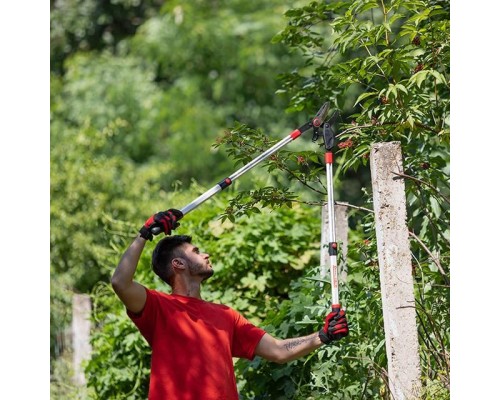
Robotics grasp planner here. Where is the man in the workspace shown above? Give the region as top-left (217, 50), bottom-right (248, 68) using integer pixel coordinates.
top-left (111, 209), bottom-right (349, 400)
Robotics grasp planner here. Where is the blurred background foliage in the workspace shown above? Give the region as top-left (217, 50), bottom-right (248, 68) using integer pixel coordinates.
top-left (51, 0), bottom-right (449, 399)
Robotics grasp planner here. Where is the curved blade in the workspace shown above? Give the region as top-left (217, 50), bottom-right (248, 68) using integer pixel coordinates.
top-left (312, 101), bottom-right (330, 127)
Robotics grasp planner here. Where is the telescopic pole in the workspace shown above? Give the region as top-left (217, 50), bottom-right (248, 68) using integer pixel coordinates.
top-left (325, 150), bottom-right (339, 305)
top-left (321, 116), bottom-right (342, 312)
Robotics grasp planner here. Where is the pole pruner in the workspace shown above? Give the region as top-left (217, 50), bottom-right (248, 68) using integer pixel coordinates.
top-left (311, 105), bottom-right (344, 316)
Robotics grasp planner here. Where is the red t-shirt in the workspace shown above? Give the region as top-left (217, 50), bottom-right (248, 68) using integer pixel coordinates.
top-left (127, 289), bottom-right (266, 400)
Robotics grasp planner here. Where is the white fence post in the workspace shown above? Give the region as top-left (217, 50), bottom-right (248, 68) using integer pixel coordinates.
top-left (370, 142), bottom-right (422, 399)
top-left (72, 294), bottom-right (92, 386)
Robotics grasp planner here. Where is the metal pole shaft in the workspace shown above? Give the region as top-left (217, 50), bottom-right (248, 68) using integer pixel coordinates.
top-left (229, 135), bottom-right (294, 181)
top-left (325, 152), bottom-right (339, 305)
top-left (180, 131), bottom-right (300, 216)
top-left (180, 185), bottom-right (223, 215)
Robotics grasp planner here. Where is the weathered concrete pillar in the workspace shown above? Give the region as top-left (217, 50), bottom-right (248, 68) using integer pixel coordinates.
top-left (320, 203), bottom-right (349, 285)
top-left (370, 142), bottom-right (422, 399)
top-left (72, 294), bottom-right (92, 386)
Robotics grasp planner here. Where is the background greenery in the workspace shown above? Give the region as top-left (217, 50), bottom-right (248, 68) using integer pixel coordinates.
top-left (50, 0), bottom-right (449, 398)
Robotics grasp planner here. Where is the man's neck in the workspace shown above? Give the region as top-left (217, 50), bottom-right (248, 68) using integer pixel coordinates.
top-left (172, 281), bottom-right (202, 300)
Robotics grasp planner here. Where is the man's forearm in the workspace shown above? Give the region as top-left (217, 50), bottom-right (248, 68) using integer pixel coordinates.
top-left (111, 235), bottom-right (146, 290)
top-left (278, 332), bottom-right (323, 363)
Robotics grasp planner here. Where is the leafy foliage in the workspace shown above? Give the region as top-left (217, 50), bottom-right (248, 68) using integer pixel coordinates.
top-left (235, 262), bottom-right (388, 400)
top-left (51, 0), bottom-right (164, 73)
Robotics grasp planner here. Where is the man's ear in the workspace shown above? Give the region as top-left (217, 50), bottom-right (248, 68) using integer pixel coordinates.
top-left (172, 258), bottom-right (186, 271)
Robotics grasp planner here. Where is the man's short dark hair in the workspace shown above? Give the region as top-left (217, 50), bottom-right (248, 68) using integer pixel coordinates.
top-left (152, 235), bottom-right (192, 287)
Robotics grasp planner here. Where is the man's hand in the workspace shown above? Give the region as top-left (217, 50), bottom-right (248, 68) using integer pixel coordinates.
top-left (319, 305), bottom-right (349, 344)
top-left (139, 209), bottom-right (183, 241)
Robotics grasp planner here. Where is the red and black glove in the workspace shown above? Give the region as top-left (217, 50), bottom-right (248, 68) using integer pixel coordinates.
top-left (319, 304), bottom-right (349, 344)
top-left (139, 209), bottom-right (183, 241)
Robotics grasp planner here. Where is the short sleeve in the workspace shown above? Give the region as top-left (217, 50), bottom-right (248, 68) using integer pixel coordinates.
top-left (127, 288), bottom-right (159, 345)
top-left (231, 312), bottom-right (266, 360)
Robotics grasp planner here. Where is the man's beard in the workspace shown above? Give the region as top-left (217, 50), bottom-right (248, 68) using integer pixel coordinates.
top-left (187, 261), bottom-right (214, 282)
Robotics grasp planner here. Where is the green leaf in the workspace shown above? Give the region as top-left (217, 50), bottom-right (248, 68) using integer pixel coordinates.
top-left (354, 91), bottom-right (378, 106)
top-left (409, 70), bottom-right (429, 88)
top-left (395, 83), bottom-right (408, 94)
top-left (407, 113), bottom-right (415, 128)
top-left (430, 70), bottom-right (448, 86)
top-left (429, 196), bottom-right (442, 219)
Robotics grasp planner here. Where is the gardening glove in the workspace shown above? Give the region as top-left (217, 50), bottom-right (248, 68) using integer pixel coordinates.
top-left (319, 304), bottom-right (349, 344)
top-left (139, 209), bottom-right (183, 241)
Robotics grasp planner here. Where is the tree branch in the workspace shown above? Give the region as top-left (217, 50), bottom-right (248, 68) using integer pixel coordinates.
top-left (392, 171), bottom-right (450, 205)
top-left (335, 201), bottom-right (374, 214)
top-left (337, 121), bottom-right (442, 136)
top-left (408, 230), bottom-right (448, 280)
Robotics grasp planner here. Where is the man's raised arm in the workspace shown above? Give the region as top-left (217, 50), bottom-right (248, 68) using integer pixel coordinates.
top-left (111, 209), bottom-right (183, 313)
top-left (111, 235), bottom-right (148, 314)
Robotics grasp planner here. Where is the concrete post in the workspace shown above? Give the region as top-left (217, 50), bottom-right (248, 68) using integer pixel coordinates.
top-left (72, 294), bottom-right (92, 386)
top-left (370, 142), bottom-right (422, 399)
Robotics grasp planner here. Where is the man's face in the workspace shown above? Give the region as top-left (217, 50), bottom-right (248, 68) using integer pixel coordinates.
top-left (181, 243), bottom-right (214, 281)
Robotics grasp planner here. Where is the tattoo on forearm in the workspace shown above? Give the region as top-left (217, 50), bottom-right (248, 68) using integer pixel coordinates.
top-left (284, 336), bottom-right (313, 352)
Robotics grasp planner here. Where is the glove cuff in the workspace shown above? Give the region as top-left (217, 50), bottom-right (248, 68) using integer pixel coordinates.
top-left (139, 226), bottom-right (153, 241)
top-left (318, 330), bottom-right (331, 345)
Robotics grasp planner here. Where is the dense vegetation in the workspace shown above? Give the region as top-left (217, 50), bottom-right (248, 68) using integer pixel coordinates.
top-left (51, 0), bottom-right (449, 398)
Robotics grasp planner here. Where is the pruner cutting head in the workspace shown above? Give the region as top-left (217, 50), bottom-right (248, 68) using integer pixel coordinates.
top-left (310, 101), bottom-right (331, 142)
top-left (312, 101), bottom-right (330, 128)
top-left (297, 101), bottom-right (332, 136)
top-left (322, 111), bottom-right (339, 151)
top-left (310, 106), bottom-right (339, 150)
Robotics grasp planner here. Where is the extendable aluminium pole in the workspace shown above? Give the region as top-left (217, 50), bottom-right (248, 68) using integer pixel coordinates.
top-left (321, 115), bottom-right (342, 310)
top-left (152, 103), bottom-right (331, 234)
top-left (325, 150), bottom-right (340, 306)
